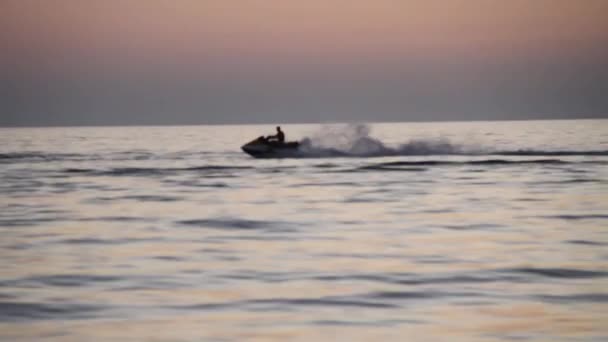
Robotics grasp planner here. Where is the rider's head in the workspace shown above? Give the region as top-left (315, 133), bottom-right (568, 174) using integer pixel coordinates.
top-left (276, 126), bottom-right (281, 132)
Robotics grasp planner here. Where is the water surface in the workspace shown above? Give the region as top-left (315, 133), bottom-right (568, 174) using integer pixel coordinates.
top-left (1, 120), bottom-right (607, 341)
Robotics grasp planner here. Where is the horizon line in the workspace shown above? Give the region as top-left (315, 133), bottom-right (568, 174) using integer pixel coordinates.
top-left (1, 116), bottom-right (607, 129)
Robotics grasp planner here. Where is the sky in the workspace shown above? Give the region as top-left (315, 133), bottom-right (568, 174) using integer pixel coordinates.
top-left (2, 0), bottom-right (608, 126)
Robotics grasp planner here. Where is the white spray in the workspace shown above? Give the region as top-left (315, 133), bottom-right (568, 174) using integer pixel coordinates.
top-left (297, 124), bottom-right (462, 157)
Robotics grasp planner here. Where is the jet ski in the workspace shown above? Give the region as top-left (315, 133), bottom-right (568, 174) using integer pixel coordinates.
top-left (241, 136), bottom-right (301, 158)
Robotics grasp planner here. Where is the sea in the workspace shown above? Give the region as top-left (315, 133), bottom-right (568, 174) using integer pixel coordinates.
top-left (0, 120), bottom-right (607, 341)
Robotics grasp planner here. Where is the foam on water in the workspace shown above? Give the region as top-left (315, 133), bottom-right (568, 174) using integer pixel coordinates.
top-left (296, 124), bottom-right (463, 157)
top-left (291, 124), bottom-right (608, 158)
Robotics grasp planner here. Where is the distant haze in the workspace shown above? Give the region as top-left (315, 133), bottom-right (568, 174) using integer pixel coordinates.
top-left (2, 0), bottom-right (608, 126)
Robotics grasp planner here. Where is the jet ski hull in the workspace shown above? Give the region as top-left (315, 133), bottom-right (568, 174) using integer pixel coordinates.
top-left (241, 137), bottom-right (300, 158)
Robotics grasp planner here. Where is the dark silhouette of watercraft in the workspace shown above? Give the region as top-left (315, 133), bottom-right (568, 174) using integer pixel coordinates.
top-left (241, 136), bottom-right (300, 158)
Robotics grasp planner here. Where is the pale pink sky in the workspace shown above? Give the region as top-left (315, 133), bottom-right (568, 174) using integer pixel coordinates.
top-left (2, 0), bottom-right (608, 72)
top-left (2, 1), bottom-right (608, 125)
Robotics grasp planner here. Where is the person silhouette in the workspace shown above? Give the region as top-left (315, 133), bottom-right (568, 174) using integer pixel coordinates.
top-left (267, 126), bottom-right (285, 143)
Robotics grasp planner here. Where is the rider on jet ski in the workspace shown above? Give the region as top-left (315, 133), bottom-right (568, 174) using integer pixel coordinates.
top-left (266, 126), bottom-right (285, 143)
top-left (241, 126), bottom-right (299, 157)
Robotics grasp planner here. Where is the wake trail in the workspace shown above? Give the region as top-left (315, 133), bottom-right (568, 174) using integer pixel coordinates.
top-left (294, 124), bottom-right (608, 158)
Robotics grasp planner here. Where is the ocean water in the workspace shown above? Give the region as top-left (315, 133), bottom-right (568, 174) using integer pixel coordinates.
top-left (1, 120), bottom-right (607, 341)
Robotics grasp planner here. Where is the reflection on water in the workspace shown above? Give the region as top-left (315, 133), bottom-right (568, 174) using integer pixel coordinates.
top-left (1, 120), bottom-right (607, 341)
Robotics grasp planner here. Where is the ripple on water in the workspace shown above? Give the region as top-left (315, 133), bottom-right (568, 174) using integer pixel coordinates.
top-left (0, 217), bottom-right (68, 227)
top-left (119, 195), bottom-right (183, 202)
top-left (177, 218), bottom-right (296, 231)
top-left (77, 216), bottom-right (151, 222)
top-left (543, 214), bottom-right (608, 220)
top-left (1, 274), bottom-right (123, 288)
top-left (0, 301), bottom-right (104, 321)
top-left (311, 319), bottom-right (421, 326)
top-left (174, 297), bottom-right (398, 311)
top-left (310, 268), bottom-right (608, 285)
top-left (535, 293), bottom-right (608, 303)
top-left (441, 223), bottom-right (505, 231)
top-left (312, 272), bottom-right (517, 286)
top-left (62, 165), bottom-right (253, 177)
top-left (565, 240), bottom-right (608, 246)
top-left (60, 237), bottom-right (161, 245)
top-left (506, 267), bottom-right (608, 279)
top-left (170, 289), bottom-right (487, 313)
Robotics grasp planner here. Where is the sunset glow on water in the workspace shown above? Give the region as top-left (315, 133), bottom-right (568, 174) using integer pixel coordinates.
top-left (1, 121), bottom-right (607, 341)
